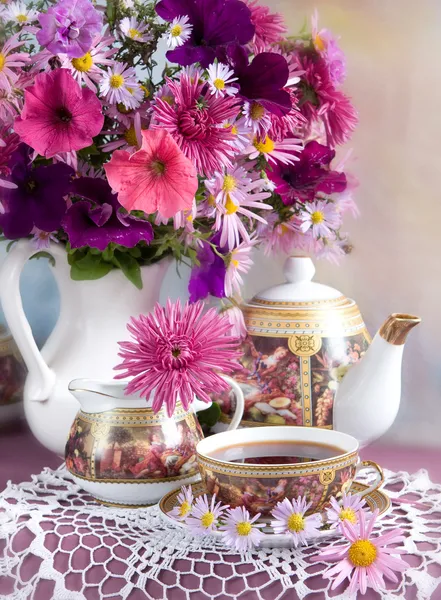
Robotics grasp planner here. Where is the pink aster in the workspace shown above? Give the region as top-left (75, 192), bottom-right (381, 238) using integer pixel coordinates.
top-left (299, 200), bottom-right (341, 239)
top-left (0, 128), bottom-right (20, 193)
top-left (31, 227), bottom-right (59, 250)
top-left (101, 112), bottom-right (143, 154)
top-left (243, 0), bottom-right (287, 53)
top-left (271, 496), bottom-right (322, 547)
top-left (104, 129), bottom-right (197, 219)
top-left (186, 494), bottom-right (228, 535)
top-left (245, 135), bottom-right (302, 166)
top-left (311, 10), bottom-right (346, 85)
top-left (14, 68), bottom-right (104, 158)
top-left (0, 34), bottom-right (30, 93)
top-left (224, 239), bottom-right (256, 297)
top-left (257, 212), bottom-right (300, 256)
top-left (315, 509), bottom-right (408, 596)
top-left (152, 71), bottom-right (240, 177)
top-left (220, 506), bottom-right (265, 552)
top-left (168, 485), bottom-right (194, 522)
top-left (114, 299), bottom-right (241, 416)
top-left (224, 305), bottom-right (247, 339)
top-left (326, 493), bottom-right (367, 531)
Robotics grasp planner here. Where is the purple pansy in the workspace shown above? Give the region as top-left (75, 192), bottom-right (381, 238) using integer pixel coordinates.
top-left (188, 236), bottom-right (226, 302)
top-left (0, 145), bottom-right (73, 239)
top-left (37, 0), bottom-right (102, 59)
top-left (267, 140), bottom-right (347, 205)
top-left (62, 176), bottom-right (154, 251)
top-left (222, 45), bottom-right (291, 116)
top-left (156, 0), bottom-right (255, 68)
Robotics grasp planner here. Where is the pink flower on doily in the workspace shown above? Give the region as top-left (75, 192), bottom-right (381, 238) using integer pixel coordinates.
top-left (326, 492), bottom-right (367, 531)
top-left (168, 485), bottom-right (194, 522)
top-left (220, 506), bottom-right (265, 551)
top-left (271, 496), bottom-right (322, 547)
top-left (186, 494), bottom-right (228, 535)
top-left (315, 509), bottom-right (407, 595)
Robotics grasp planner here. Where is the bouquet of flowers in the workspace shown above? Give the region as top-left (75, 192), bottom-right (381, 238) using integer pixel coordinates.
top-left (0, 0), bottom-right (358, 323)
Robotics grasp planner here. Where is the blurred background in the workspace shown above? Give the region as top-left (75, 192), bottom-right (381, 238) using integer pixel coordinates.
top-left (0, 0), bottom-right (440, 457)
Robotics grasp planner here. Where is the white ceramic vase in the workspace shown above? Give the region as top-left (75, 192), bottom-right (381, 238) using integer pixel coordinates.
top-left (0, 240), bottom-right (170, 456)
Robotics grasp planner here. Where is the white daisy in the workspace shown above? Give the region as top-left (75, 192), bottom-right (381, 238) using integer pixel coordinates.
top-left (245, 135), bottom-right (303, 166)
top-left (220, 506), bottom-right (265, 552)
top-left (224, 239), bottom-right (257, 297)
top-left (168, 486), bottom-right (194, 522)
top-left (120, 17), bottom-right (152, 43)
top-left (299, 200), bottom-right (341, 239)
top-left (186, 494), bottom-right (228, 535)
top-left (271, 496), bottom-right (322, 547)
top-left (1, 1), bottom-right (38, 25)
top-left (207, 62), bottom-right (238, 97)
top-left (326, 493), bottom-right (367, 531)
top-left (99, 63), bottom-right (140, 108)
top-left (243, 101), bottom-right (271, 136)
top-left (223, 117), bottom-right (252, 153)
top-left (167, 15), bottom-right (193, 49)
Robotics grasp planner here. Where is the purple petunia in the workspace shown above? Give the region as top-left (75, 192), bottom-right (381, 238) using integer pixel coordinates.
top-left (156, 0), bottom-right (255, 68)
top-left (0, 145), bottom-right (73, 239)
top-left (188, 236), bottom-right (226, 302)
top-left (62, 177), bottom-right (154, 251)
top-left (37, 0), bottom-right (102, 58)
top-left (267, 140), bottom-right (347, 205)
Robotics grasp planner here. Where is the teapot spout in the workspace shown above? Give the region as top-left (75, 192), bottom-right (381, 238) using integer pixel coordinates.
top-left (334, 313), bottom-right (421, 447)
top-left (378, 313), bottom-right (421, 345)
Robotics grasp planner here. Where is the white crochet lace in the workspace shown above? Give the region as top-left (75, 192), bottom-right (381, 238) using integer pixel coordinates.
top-left (0, 466), bottom-right (440, 599)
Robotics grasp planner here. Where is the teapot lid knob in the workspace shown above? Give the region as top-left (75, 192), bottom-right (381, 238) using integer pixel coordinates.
top-left (284, 256), bottom-right (315, 284)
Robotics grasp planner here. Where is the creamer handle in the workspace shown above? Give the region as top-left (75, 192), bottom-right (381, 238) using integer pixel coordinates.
top-left (0, 240), bottom-right (69, 401)
top-left (192, 374), bottom-right (244, 431)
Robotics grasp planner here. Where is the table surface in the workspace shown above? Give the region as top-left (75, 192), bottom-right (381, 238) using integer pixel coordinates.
top-left (1, 421), bottom-right (441, 491)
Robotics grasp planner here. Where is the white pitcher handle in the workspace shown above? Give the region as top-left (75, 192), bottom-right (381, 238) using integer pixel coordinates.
top-left (351, 459), bottom-right (385, 498)
top-left (192, 374), bottom-right (244, 431)
top-left (0, 240), bottom-right (67, 401)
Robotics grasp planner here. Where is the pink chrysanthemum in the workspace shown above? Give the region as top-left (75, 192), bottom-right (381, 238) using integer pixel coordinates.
top-left (168, 485), bottom-right (194, 522)
top-left (326, 493), bottom-right (367, 531)
top-left (186, 494), bottom-right (228, 535)
top-left (220, 506), bottom-right (265, 551)
top-left (152, 72), bottom-right (240, 177)
top-left (243, 0), bottom-right (287, 53)
top-left (316, 509), bottom-right (407, 595)
top-left (0, 34), bottom-right (30, 93)
top-left (271, 496), bottom-right (322, 547)
top-left (115, 299), bottom-right (240, 416)
top-left (268, 89), bottom-right (306, 142)
top-left (299, 53), bottom-right (357, 147)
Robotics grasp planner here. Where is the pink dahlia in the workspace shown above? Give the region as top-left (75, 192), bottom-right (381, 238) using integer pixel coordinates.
top-left (299, 53), bottom-right (357, 147)
top-left (152, 72), bottom-right (240, 177)
top-left (14, 69), bottom-right (104, 158)
top-left (115, 299), bottom-right (241, 416)
top-left (104, 129), bottom-right (197, 219)
top-left (243, 0), bottom-right (287, 53)
top-left (315, 509), bottom-right (408, 595)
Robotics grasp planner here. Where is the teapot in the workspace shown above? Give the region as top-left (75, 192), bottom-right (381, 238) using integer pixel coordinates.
top-left (215, 257), bottom-right (420, 447)
top-left (65, 376), bottom-right (244, 506)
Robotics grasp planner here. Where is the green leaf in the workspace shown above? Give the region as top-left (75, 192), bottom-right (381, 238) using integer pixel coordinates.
top-left (29, 251), bottom-right (56, 267)
top-left (196, 402), bottom-right (221, 428)
top-left (112, 250), bottom-right (143, 289)
top-left (70, 252), bottom-right (114, 281)
top-left (6, 240), bottom-right (17, 252)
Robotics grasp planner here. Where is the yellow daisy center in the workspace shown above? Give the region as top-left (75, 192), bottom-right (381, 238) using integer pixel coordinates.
top-left (128, 27), bottom-right (141, 39)
top-left (16, 13), bottom-right (28, 22)
top-left (186, 212), bottom-right (193, 222)
top-left (110, 74), bottom-right (125, 89)
top-left (201, 511), bottom-right (215, 528)
top-left (225, 194), bottom-right (239, 215)
top-left (140, 85), bottom-right (150, 99)
top-left (339, 508), bottom-right (357, 524)
top-left (314, 34), bottom-right (326, 52)
top-left (117, 102), bottom-right (131, 114)
top-left (207, 194), bottom-right (216, 207)
top-left (311, 210), bottom-right (325, 225)
top-left (280, 223), bottom-right (290, 235)
top-left (178, 500), bottom-right (191, 517)
top-left (0, 54), bottom-right (5, 72)
top-left (124, 125), bottom-right (138, 147)
top-left (222, 174), bottom-right (236, 193)
top-left (161, 94), bottom-right (174, 105)
top-left (171, 24), bottom-right (182, 37)
top-left (71, 52), bottom-right (93, 73)
top-left (287, 513), bottom-right (305, 532)
top-left (231, 258), bottom-right (239, 268)
top-left (213, 78), bottom-right (225, 90)
top-left (348, 540), bottom-right (377, 567)
top-left (250, 102), bottom-right (265, 121)
top-left (231, 125), bottom-right (238, 135)
top-left (253, 136), bottom-right (275, 154)
top-left (236, 521), bottom-right (252, 536)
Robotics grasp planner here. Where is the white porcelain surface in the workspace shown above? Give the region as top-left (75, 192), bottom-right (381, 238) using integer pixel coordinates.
top-left (0, 240), bottom-right (170, 456)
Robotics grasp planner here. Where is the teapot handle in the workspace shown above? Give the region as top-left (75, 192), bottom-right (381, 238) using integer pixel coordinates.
top-left (193, 374), bottom-right (244, 431)
top-left (0, 240), bottom-right (72, 402)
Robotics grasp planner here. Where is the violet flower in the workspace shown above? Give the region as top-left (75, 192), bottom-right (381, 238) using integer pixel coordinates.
top-left (156, 0), bottom-right (255, 68)
top-left (223, 45), bottom-right (291, 116)
top-left (0, 145), bottom-right (73, 239)
top-left (37, 0), bottom-right (103, 58)
top-left (62, 176), bottom-right (153, 251)
top-left (267, 140), bottom-right (347, 205)
top-left (188, 236), bottom-right (226, 302)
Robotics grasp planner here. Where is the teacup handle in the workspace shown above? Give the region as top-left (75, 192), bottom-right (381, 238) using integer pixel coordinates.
top-left (219, 375), bottom-right (244, 431)
top-left (351, 459), bottom-right (385, 498)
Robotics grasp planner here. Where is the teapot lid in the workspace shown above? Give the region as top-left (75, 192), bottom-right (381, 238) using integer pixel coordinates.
top-left (247, 256), bottom-right (347, 308)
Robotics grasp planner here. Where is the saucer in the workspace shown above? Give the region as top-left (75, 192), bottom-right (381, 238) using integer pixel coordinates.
top-left (159, 481), bottom-right (391, 549)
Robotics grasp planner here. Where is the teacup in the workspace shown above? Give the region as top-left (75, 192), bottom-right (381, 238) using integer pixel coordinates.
top-left (196, 426), bottom-right (383, 517)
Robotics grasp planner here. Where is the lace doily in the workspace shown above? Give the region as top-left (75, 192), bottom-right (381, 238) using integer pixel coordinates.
top-left (0, 466), bottom-right (440, 600)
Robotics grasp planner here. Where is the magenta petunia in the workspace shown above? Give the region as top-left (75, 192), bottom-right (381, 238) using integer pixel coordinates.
top-left (114, 299), bottom-right (241, 416)
top-left (14, 69), bottom-right (104, 158)
top-left (36, 0), bottom-right (103, 58)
